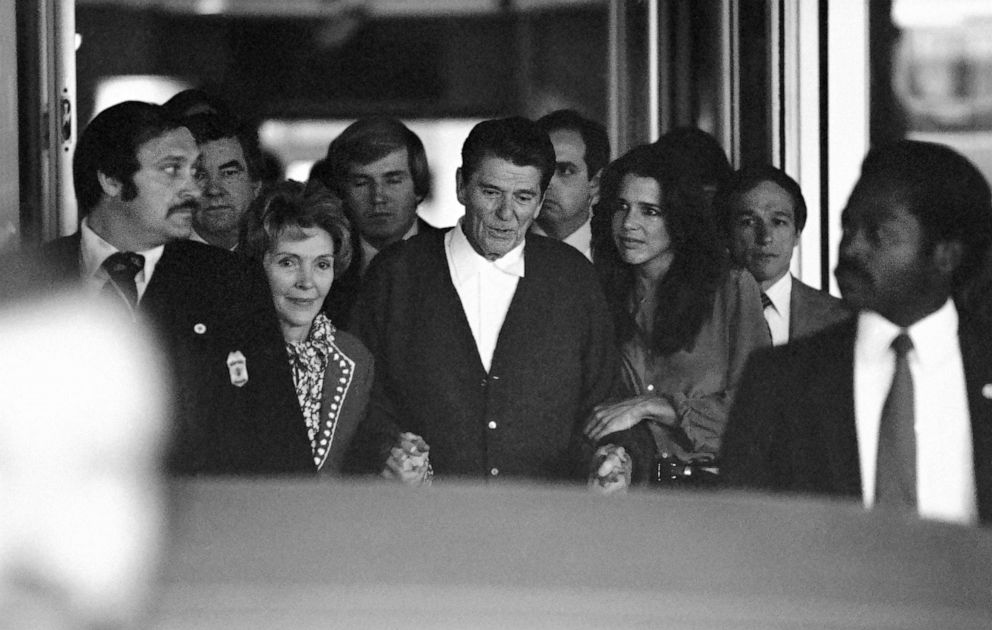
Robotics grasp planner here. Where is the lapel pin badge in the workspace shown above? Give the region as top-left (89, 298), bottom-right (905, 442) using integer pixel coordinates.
top-left (982, 383), bottom-right (992, 400)
top-left (227, 351), bottom-right (248, 387)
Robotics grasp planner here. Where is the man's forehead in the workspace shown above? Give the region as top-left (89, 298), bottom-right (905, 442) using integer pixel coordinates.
top-left (137, 127), bottom-right (198, 161)
top-left (349, 147), bottom-right (410, 175)
top-left (200, 136), bottom-right (247, 161)
top-left (738, 181), bottom-right (796, 217)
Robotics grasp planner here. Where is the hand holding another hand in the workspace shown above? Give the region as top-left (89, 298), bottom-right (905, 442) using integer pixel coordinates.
top-left (381, 432), bottom-right (433, 486)
top-left (588, 444), bottom-right (632, 495)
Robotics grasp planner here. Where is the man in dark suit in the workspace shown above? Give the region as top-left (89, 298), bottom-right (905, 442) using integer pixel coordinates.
top-left (721, 140), bottom-right (992, 525)
top-left (351, 117), bottom-right (618, 482)
top-left (38, 101), bottom-right (311, 475)
top-left (724, 165), bottom-right (849, 345)
top-left (317, 117), bottom-right (442, 330)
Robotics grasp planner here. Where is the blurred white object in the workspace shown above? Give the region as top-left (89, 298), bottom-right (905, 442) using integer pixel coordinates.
top-left (0, 293), bottom-right (169, 629)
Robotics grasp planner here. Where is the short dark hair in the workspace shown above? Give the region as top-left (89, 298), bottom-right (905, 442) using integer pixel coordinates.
top-left (594, 143), bottom-right (726, 355)
top-left (461, 117), bottom-right (556, 193)
top-left (162, 88), bottom-right (233, 119)
top-left (324, 117), bottom-right (431, 201)
top-left (718, 164), bottom-right (808, 236)
top-left (239, 180), bottom-right (353, 276)
top-left (535, 109), bottom-right (610, 180)
top-left (652, 127), bottom-right (733, 190)
top-left (73, 101), bottom-right (185, 215)
top-left (182, 112), bottom-right (264, 182)
top-left (854, 139), bottom-right (992, 289)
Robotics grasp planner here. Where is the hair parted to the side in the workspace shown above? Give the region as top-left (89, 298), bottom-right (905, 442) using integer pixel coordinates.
top-left (593, 143), bottom-right (727, 356)
top-left (239, 180), bottom-right (353, 276)
top-left (460, 117), bottom-right (556, 193)
top-left (73, 101), bottom-right (185, 215)
top-left (182, 111), bottom-right (265, 182)
top-left (535, 109), bottom-right (611, 179)
top-left (323, 117), bottom-right (431, 203)
top-left (716, 164), bottom-right (808, 242)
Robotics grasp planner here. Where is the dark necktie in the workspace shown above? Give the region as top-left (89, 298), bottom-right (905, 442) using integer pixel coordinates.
top-left (760, 292), bottom-right (774, 341)
top-left (875, 331), bottom-right (916, 509)
top-left (102, 252), bottom-right (145, 314)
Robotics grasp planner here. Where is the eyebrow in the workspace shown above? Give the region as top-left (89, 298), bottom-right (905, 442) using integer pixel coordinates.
top-left (218, 160), bottom-right (245, 170)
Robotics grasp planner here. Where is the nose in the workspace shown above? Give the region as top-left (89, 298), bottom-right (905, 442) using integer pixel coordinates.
top-left (203, 173), bottom-right (224, 198)
top-left (295, 266), bottom-right (315, 289)
top-left (371, 181), bottom-right (386, 204)
top-left (754, 220), bottom-right (771, 244)
top-left (496, 195), bottom-right (514, 221)
top-left (620, 208), bottom-right (639, 231)
top-left (180, 169), bottom-right (202, 201)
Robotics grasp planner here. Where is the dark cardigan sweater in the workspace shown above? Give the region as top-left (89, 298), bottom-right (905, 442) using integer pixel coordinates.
top-left (350, 228), bottom-right (619, 481)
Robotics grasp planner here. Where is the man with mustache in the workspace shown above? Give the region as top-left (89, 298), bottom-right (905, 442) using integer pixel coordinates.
top-left (320, 117), bottom-right (441, 330)
top-left (531, 109), bottom-right (609, 262)
top-left (38, 101), bottom-right (312, 475)
top-left (721, 140), bottom-right (992, 525)
top-left (351, 117), bottom-right (618, 481)
top-left (724, 165), bottom-right (849, 345)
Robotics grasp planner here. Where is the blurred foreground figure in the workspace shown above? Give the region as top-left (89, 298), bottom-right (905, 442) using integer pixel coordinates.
top-left (0, 294), bottom-right (169, 629)
top-left (722, 140), bottom-right (992, 526)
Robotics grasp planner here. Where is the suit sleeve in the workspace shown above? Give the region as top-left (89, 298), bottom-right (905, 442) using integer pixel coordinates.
top-left (719, 348), bottom-right (781, 490)
top-left (571, 269), bottom-right (624, 477)
top-left (347, 255), bottom-right (404, 474)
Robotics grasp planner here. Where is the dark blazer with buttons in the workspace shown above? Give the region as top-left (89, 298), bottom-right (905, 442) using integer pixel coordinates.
top-left (349, 228), bottom-right (619, 481)
top-left (720, 313), bottom-right (992, 524)
top-left (789, 276), bottom-right (851, 341)
top-left (38, 234), bottom-right (313, 475)
top-left (316, 328), bottom-right (374, 475)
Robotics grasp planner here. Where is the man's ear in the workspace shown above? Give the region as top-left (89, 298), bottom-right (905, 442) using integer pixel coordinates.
top-left (933, 240), bottom-right (964, 277)
top-left (455, 167), bottom-right (466, 205)
top-left (588, 168), bottom-right (603, 208)
top-left (97, 172), bottom-right (123, 198)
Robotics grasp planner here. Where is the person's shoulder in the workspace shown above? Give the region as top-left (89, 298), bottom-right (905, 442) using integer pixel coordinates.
top-left (525, 232), bottom-right (597, 291)
top-left (756, 317), bottom-right (855, 370)
top-left (375, 228), bottom-right (446, 269)
top-left (792, 276), bottom-right (844, 308)
top-left (332, 327), bottom-right (374, 364)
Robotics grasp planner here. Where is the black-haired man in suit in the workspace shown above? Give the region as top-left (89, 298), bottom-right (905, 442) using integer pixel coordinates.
top-left (39, 100), bottom-right (311, 475)
top-left (722, 140), bottom-right (992, 526)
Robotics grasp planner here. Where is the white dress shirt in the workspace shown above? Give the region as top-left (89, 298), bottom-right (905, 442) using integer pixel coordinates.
top-left (530, 217), bottom-right (592, 261)
top-left (853, 300), bottom-right (977, 525)
top-left (761, 273), bottom-right (792, 346)
top-left (80, 218), bottom-right (165, 303)
top-left (445, 219), bottom-right (525, 372)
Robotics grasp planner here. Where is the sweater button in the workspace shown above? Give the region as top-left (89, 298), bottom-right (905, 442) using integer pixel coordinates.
top-left (488, 421), bottom-right (497, 430)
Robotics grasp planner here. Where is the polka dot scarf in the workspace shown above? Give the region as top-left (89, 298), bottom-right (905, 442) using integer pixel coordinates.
top-left (285, 312), bottom-right (335, 461)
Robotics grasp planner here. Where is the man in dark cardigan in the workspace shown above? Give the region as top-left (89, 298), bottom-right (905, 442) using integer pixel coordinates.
top-left (351, 117), bottom-right (619, 482)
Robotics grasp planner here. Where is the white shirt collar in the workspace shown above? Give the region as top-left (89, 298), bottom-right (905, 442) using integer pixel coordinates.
top-left (359, 220), bottom-right (420, 275)
top-left (856, 299), bottom-right (958, 362)
top-left (79, 217), bottom-right (165, 293)
top-left (762, 272), bottom-right (792, 313)
top-left (448, 218), bottom-right (526, 285)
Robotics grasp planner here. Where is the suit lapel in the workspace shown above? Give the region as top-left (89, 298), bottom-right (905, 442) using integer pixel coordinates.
top-left (803, 321), bottom-right (862, 496)
top-left (959, 318), bottom-right (992, 523)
